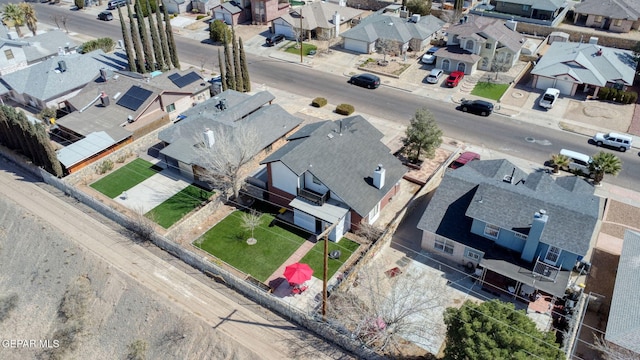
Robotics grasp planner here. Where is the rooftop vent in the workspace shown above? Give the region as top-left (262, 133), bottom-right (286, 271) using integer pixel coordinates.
top-left (216, 98), bottom-right (227, 110)
top-left (503, 168), bottom-right (515, 184)
top-left (373, 164), bottom-right (386, 189)
top-left (100, 92), bottom-right (110, 107)
top-left (58, 60), bottom-right (67, 72)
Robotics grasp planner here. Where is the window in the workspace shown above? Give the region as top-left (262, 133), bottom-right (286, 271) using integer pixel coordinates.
top-left (514, 232), bottom-right (528, 240)
top-left (369, 202), bottom-right (380, 222)
top-left (613, 19), bottom-right (622, 27)
top-left (485, 43), bottom-right (492, 50)
top-left (594, 16), bottom-right (603, 23)
top-left (435, 239), bottom-right (454, 254)
top-left (465, 249), bottom-right (480, 261)
top-left (4, 49), bottom-right (13, 60)
top-left (545, 246), bottom-right (561, 264)
top-left (442, 59), bottom-right (450, 71)
top-left (522, 5), bottom-right (530, 11)
top-left (166, 103), bottom-right (176, 112)
top-left (465, 40), bottom-right (474, 51)
top-left (312, 174), bottom-right (322, 185)
top-left (484, 224), bottom-right (500, 238)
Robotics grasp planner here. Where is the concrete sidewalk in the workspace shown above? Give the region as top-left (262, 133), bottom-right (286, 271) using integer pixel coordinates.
top-left (115, 169), bottom-right (190, 213)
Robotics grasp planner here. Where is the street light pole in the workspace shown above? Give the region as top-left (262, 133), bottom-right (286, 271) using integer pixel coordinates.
top-left (317, 221), bottom-right (339, 321)
top-left (299, 8), bottom-right (304, 63)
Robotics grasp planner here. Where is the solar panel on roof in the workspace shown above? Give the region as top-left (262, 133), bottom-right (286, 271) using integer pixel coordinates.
top-left (116, 86), bottom-right (153, 111)
top-left (168, 73), bottom-right (181, 81)
top-left (170, 71), bottom-right (202, 88)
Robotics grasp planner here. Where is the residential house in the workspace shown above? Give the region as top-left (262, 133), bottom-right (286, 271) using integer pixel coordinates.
top-left (191, 0), bottom-right (218, 14)
top-left (272, 2), bottom-right (363, 41)
top-left (434, 16), bottom-right (523, 75)
top-left (212, 1), bottom-right (249, 25)
top-left (340, 12), bottom-right (445, 54)
top-left (417, 159), bottom-right (601, 299)
top-left (164, 0), bottom-right (190, 14)
top-left (0, 29), bottom-right (79, 76)
top-left (605, 230), bottom-right (640, 356)
top-left (0, 50), bottom-right (119, 112)
top-left (260, 116), bottom-right (406, 241)
top-left (574, 0), bottom-right (640, 33)
top-left (55, 69), bottom-right (210, 174)
top-left (492, 0), bottom-right (565, 21)
top-left (251, 0), bottom-right (290, 25)
top-left (530, 42), bottom-right (636, 96)
top-left (157, 90), bottom-right (302, 185)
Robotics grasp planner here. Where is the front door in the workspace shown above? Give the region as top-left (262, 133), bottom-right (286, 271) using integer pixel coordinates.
top-left (315, 219), bottom-right (323, 233)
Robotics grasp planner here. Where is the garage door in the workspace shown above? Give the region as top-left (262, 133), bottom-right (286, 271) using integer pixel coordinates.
top-left (554, 80), bottom-right (574, 95)
top-left (343, 38), bottom-right (368, 54)
top-left (536, 76), bottom-right (555, 91)
top-left (274, 23), bottom-right (293, 39)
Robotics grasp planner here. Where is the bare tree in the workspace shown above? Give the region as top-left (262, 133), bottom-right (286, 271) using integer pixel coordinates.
top-left (327, 260), bottom-right (447, 356)
top-left (240, 209), bottom-right (262, 242)
top-left (355, 222), bottom-right (383, 243)
top-left (194, 125), bottom-right (261, 202)
top-left (490, 52), bottom-right (512, 81)
top-left (316, 29), bottom-right (333, 53)
top-left (128, 206), bottom-right (157, 243)
top-left (592, 335), bottom-right (638, 360)
top-left (376, 39), bottom-right (396, 62)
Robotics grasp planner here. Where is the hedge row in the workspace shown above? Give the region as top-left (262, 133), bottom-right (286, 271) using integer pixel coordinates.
top-left (597, 87), bottom-right (638, 104)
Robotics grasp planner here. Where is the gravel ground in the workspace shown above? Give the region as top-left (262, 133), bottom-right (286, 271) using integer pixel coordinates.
top-left (0, 195), bottom-right (254, 360)
top-left (600, 199), bottom-right (640, 238)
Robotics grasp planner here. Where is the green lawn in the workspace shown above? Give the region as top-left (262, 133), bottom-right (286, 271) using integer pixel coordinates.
top-left (90, 158), bottom-right (162, 198)
top-left (145, 185), bottom-right (214, 229)
top-left (299, 238), bottom-right (360, 280)
top-left (195, 211), bottom-right (309, 282)
top-left (471, 82), bottom-right (510, 101)
top-left (285, 43), bottom-right (317, 56)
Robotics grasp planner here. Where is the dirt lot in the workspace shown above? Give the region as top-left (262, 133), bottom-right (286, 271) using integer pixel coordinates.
top-left (0, 195), bottom-right (254, 360)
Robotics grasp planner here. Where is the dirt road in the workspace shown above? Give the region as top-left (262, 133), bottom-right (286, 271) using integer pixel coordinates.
top-left (0, 159), bottom-right (348, 360)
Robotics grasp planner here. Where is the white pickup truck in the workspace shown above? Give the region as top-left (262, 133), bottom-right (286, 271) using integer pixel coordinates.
top-left (539, 88), bottom-right (560, 109)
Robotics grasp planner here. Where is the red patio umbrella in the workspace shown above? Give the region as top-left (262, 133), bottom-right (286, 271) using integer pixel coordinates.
top-left (283, 263), bottom-right (313, 285)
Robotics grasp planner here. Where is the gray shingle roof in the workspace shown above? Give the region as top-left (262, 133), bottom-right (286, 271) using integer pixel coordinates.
top-left (158, 90), bottom-right (302, 165)
top-left (605, 230), bottom-right (640, 354)
top-left (446, 16), bottom-right (523, 52)
top-left (0, 49), bottom-right (119, 102)
top-left (278, 2), bottom-right (363, 30)
top-left (21, 30), bottom-right (79, 63)
top-left (575, 0), bottom-right (640, 20)
top-left (340, 13), bottom-right (444, 43)
top-left (531, 42), bottom-right (636, 86)
top-left (261, 116), bottom-right (407, 217)
top-left (417, 159), bottom-right (600, 255)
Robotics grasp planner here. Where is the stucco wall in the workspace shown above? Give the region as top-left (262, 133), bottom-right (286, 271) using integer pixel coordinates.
top-left (516, 22), bottom-right (638, 50)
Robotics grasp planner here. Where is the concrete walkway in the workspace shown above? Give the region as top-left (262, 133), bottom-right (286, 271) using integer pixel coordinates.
top-left (115, 169), bottom-right (190, 213)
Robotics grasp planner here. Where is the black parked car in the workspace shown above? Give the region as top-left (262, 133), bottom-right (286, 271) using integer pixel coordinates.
top-left (265, 34), bottom-right (285, 46)
top-left (98, 11), bottom-right (114, 21)
top-left (348, 73), bottom-right (380, 89)
top-left (459, 99), bottom-right (494, 116)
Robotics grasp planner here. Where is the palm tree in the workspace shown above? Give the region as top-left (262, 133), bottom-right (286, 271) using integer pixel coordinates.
top-left (19, 3), bottom-right (37, 37)
top-left (549, 153), bottom-right (570, 174)
top-left (590, 151), bottom-right (622, 185)
top-left (2, 4), bottom-right (25, 38)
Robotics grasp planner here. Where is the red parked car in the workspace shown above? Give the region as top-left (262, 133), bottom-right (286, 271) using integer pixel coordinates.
top-left (448, 151), bottom-right (480, 169)
top-left (446, 71), bottom-right (465, 87)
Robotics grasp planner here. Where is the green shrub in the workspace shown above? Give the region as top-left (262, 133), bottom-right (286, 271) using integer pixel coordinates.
top-left (597, 87), bottom-right (609, 100)
top-left (97, 160), bottom-right (114, 175)
top-left (196, 15), bottom-right (205, 20)
top-left (209, 19), bottom-right (231, 43)
top-left (312, 97), bottom-right (327, 107)
top-left (609, 88), bottom-right (619, 101)
top-left (617, 91), bottom-right (627, 104)
top-left (81, 38), bottom-right (115, 54)
top-left (74, 0), bottom-right (84, 9)
top-left (335, 103), bottom-right (355, 115)
top-left (626, 91), bottom-right (638, 104)
top-left (191, 8), bottom-right (200, 14)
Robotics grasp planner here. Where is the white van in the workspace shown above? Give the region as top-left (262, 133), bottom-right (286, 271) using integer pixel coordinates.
top-left (592, 132), bottom-right (632, 152)
top-left (560, 149), bottom-right (593, 173)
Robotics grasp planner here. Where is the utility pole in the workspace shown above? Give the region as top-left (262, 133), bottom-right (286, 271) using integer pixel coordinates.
top-left (299, 8), bottom-right (304, 63)
top-left (317, 221), bottom-right (339, 321)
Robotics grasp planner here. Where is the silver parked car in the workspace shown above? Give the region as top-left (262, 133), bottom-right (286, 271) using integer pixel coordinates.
top-left (425, 68), bottom-right (444, 84)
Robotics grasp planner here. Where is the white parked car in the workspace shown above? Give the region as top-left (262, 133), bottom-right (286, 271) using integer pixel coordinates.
top-left (420, 47), bottom-right (440, 65)
top-left (539, 88), bottom-right (560, 109)
top-left (592, 132), bottom-right (633, 152)
top-left (425, 68), bottom-right (444, 84)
